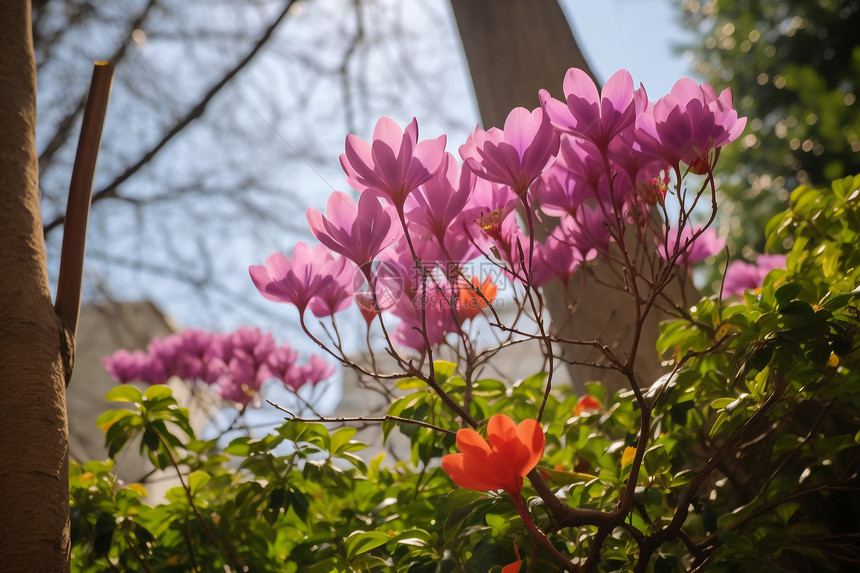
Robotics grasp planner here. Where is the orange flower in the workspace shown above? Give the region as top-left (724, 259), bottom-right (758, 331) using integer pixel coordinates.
top-left (441, 414), bottom-right (545, 496)
top-left (456, 276), bottom-right (498, 321)
top-left (573, 395), bottom-right (602, 416)
top-left (501, 560), bottom-right (522, 573)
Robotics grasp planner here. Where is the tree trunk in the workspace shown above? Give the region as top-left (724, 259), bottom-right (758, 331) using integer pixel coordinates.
top-left (449, 0), bottom-right (594, 130)
top-left (0, 1), bottom-right (71, 570)
top-left (450, 0), bottom-right (686, 393)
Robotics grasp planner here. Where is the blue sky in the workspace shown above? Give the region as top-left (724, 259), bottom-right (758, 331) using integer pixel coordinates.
top-left (562, 0), bottom-right (697, 97)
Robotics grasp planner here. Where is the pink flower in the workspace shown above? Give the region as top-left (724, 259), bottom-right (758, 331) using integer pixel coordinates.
top-left (307, 191), bottom-right (398, 273)
top-left (352, 259), bottom-right (408, 320)
top-left (212, 355), bottom-right (261, 407)
top-left (288, 354), bottom-right (335, 392)
top-left (390, 279), bottom-right (457, 351)
top-left (533, 232), bottom-right (582, 287)
top-left (555, 208), bottom-right (611, 261)
top-left (540, 68), bottom-right (646, 149)
top-left (250, 242), bottom-right (339, 315)
top-left (723, 254), bottom-right (787, 296)
top-left (556, 136), bottom-right (613, 205)
top-left (170, 329), bottom-right (216, 381)
top-left (103, 326), bottom-right (334, 407)
top-left (659, 226), bottom-right (726, 265)
top-left (608, 127), bottom-right (668, 206)
top-left (102, 350), bottom-right (167, 385)
top-left (405, 153), bottom-right (478, 265)
top-left (407, 154), bottom-right (471, 241)
top-left (265, 345), bottom-right (299, 384)
top-left (454, 178), bottom-right (518, 252)
top-left (532, 159), bottom-right (591, 218)
top-left (340, 117), bottom-right (446, 212)
top-left (213, 376), bottom-right (257, 406)
top-left (308, 256), bottom-right (354, 318)
top-left (459, 107), bottom-right (559, 196)
top-left (635, 78), bottom-right (746, 174)
top-left (496, 228), bottom-right (538, 284)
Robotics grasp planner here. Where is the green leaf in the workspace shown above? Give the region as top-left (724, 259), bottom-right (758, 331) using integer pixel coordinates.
top-left (143, 384), bottom-right (173, 401)
top-left (750, 346), bottom-right (774, 371)
top-left (95, 408), bottom-right (136, 432)
top-left (224, 437), bottom-right (251, 456)
top-left (330, 427), bottom-right (357, 454)
top-left (141, 427), bottom-right (160, 453)
top-left (265, 486), bottom-right (287, 525)
top-left (709, 412), bottom-right (729, 438)
top-left (444, 488), bottom-right (486, 512)
top-left (671, 469), bottom-right (695, 488)
top-left (392, 529), bottom-right (431, 547)
top-left (775, 283), bottom-right (802, 307)
top-left (339, 452), bottom-right (367, 473)
top-left (395, 377), bottom-right (426, 390)
top-left (775, 502), bottom-right (801, 524)
top-left (289, 489), bottom-right (309, 522)
top-left (536, 465), bottom-right (597, 486)
top-left (432, 360), bottom-right (457, 383)
top-left (104, 384), bottom-right (143, 403)
top-left (643, 444), bottom-right (670, 477)
top-left (344, 531), bottom-right (390, 560)
top-left (187, 470), bottom-right (210, 494)
top-left (473, 378), bottom-right (506, 396)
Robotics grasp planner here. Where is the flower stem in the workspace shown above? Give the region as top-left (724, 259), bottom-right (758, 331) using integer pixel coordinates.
top-left (512, 493), bottom-right (581, 572)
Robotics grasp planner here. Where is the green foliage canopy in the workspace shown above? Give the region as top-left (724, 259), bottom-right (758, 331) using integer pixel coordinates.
top-left (71, 175), bottom-right (860, 571)
top-left (684, 0), bottom-right (860, 253)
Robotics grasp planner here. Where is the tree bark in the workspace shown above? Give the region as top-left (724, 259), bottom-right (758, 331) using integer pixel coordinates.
top-left (449, 0), bottom-right (594, 130)
top-left (0, 1), bottom-right (71, 570)
top-left (450, 0), bottom-right (685, 393)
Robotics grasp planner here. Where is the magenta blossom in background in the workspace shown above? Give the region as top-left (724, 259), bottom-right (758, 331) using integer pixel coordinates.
top-left (540, 68), bottom-right (646, 150)
top-left (532, 158), bottom-right (592, 218)
top-left (390, 283), bottom-right (458, 352)
top-left (102, 327), bottom-right (334, 408)
top-left (496, 228), bottom-right (538, 284)
top-left (264, 344), bottom-right (299, 386)
top-left (635, 78), bottom-right (746, 174)
top-left (533, 229), bottom-right (583, 287)
top-left (659, 226), bottom-right (726, 266)
top-left (340, 117), bottom-right (446, 212)
top-left (289, 354), bottom-right (335, 393)
top-left (555, 136), bottom-right (613, 206)
top-left (459, 106), bottom-right (559, 197)
top-left (556, 207), bottom-right (611, 261)
top-left (103, 349), bottom-right (167, 385)
top-left (723, 254), bottom-right (787, 297)
top-left (307, 191), bottom-right (398, 273)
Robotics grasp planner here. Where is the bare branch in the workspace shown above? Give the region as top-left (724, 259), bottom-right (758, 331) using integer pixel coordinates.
top-left (42, 0), bottom-right (299, 236)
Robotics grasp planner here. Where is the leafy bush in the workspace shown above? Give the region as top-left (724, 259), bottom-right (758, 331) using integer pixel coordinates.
top-left (72, 64), bottom-right (860, 572)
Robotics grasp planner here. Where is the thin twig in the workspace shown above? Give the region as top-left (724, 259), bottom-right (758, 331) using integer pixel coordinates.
top-left (267, 401), bottom-right (457, 436)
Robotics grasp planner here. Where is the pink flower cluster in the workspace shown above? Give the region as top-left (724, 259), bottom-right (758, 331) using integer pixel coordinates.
top-left (723, 254), bottom-right (787, 297)
top-left (251, 68), bottom-right (746, 352)
top-left (102, 327), bottom-right (334, 407)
